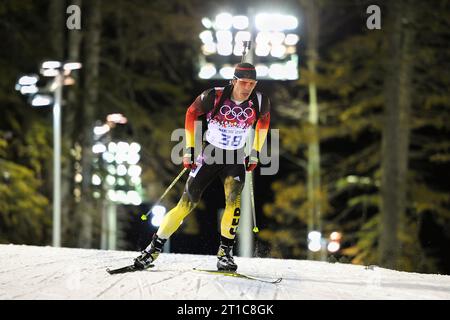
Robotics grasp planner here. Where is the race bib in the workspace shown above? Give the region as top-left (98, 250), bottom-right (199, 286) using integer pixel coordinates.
top-left (206, 102), bottom-right (256, 150)
top-left (206, 122), bottom-right (249, 150)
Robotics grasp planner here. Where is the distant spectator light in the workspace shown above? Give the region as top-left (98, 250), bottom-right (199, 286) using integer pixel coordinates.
top-left (327, 241), bottom-right (340, 253)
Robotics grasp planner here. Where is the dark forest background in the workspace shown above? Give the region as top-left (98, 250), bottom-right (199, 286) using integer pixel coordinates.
top-left (0, 0), bottom-right (449, 274)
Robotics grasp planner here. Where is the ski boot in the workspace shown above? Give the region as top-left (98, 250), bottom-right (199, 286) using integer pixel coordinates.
top-left (134, 234), bottom-right (166, 270)
top-left (217, 239), bottom-right (238, 272)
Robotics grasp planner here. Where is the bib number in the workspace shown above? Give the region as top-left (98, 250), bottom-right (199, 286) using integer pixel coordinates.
top-left (221, 133), bottom-right (243, 147)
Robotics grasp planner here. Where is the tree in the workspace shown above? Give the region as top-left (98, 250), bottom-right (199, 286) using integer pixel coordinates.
top-left (323, 1), bottom-right (450, 272)
top-left (260, 0), bottom-right (450, 273)
top-left (74, 0), bottom-right (103, 248)
top-left (379, 0), bottom-right (415, 269)
top-left (61, 0), bottom-right (83, 246)
top-left (0, 1), bottom-right (55, 245)
top-left (301, 0), bottom-right (323, 260)
top-left (0, 125), bottom-right (51, 244)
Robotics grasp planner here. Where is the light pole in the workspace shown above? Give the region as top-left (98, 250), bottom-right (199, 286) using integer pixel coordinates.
top-left (52, 73), bottom-right (63, 247)
top-left (16, 61), bottom-right (82, 247)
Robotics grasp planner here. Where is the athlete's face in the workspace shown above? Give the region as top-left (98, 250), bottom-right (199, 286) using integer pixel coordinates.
top-left (232, 78), bottom-right (257, 101)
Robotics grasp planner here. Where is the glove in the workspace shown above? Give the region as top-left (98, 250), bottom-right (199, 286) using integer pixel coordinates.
top-left (183, 147), bottom-right (197, 170)
top-left (245, 149), bottom-right (259, 172)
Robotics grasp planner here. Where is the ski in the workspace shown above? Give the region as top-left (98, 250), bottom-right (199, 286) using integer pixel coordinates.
top-left (106, 264), bottom-right (154, 275)
top-left (193, 268), bottom-right (282, 284)
top-left (107, 265), bottom-right (282, 284)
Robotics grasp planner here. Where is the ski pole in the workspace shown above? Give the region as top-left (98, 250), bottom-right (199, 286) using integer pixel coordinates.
top-left (241, 39), bottom-right (256, 231)
top-left (140, 167), bottom-right (188, 221)
top-left (248, 171), bottom-right (259, 233)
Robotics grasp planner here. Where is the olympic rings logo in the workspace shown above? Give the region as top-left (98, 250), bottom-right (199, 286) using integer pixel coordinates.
top-left (219, 105), bottom-right (254, 121)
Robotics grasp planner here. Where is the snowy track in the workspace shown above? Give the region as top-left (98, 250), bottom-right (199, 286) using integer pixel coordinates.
top-left (0, 244), bottom-right (449, 300)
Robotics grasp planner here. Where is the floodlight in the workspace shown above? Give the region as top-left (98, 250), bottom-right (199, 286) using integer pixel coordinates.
top-left (92, 143), bottom-right (106, 154)
top-left (201, 17), bottom-right (213, 29)
top-left (18, 75), bottom-right (39, 86)
top-left (199, 64), bottom-right (216, 79)
top-left (199, 30), bottom-right (214, 44)
top-left (215, 13), bottom-right (233, 30)
top-left (63, 62), bottom-right (82, 71)
top-left (219, 66), bottom-right (234, 79)
top-left (20, 85), bottom-right (38, 95)
top-left (42, 61), bottom-right (62, 69)
top-left (31, 94), bottom-right (53, 107)
top-left (285, 34), bottom-right (299, 46)
top-left (128, 165), bottom-right (142, 177)
top-left (217, 42), bottom-right (233, 56)
top-left (232, 15), bottom-right (249, 30)
top-left (91, 174), bottom-right (102, 186)
top-left (117, 164), bottom-right (127, 176)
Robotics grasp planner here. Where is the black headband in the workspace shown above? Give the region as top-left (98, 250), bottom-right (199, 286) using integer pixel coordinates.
top-left (234, 63), bottom-right (256, 80)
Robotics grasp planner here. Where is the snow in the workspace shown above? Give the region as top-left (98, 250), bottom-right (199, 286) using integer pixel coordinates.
top-left (0, 244), bottom-right (449, 300)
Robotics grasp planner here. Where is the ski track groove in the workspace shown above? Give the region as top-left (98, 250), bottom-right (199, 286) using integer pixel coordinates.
top-left (153, 271), bottom-right (187, 284)
top-left (238, 280), bottom-right (256, 300)
top-left (273, 288), bottom-right (279, 300)
top-left (119, 274), bottom-right (146, 299)
top-left (254, 281), bottom-right (264, 298)
top-left (96, 276), bottom-right (124, 298)
top-left (6, 265), bottom-right (70, 299)
top-left (137, 276), bottom-right (146, 299)
top-left (213, 279), bottom-right (231, 299)
top-left (176, 272), bottom-right (197, 298)
top-left (183, 273), bottom-right (214, 298)
top-left (195, 278), bottom-right (202, 297)
top-left (142, 275), bottom-right (155, 298)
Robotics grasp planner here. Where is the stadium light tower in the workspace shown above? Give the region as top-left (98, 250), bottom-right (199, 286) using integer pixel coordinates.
top-left (198, 11), bottom-right (300, 80)
top-left (92, 114), bottom-right (144, 250)
top-left (15, 61), bottom-right (82, 247)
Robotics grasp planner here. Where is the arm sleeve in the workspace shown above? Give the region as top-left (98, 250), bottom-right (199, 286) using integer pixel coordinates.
top-left (185, 89), bottom-right (215, 149)
top-left (252, 94), bottom-right (271, 152)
